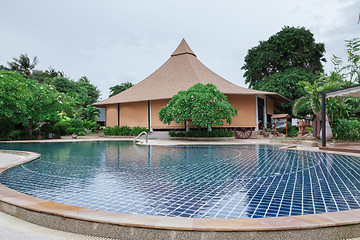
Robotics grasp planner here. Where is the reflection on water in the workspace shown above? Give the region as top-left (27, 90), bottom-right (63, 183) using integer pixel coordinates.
top-left (0, 142), bottom-right (359, 219)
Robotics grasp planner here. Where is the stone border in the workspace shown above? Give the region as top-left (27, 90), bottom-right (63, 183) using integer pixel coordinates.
top-left (0, 144), bottom-right (360, 239)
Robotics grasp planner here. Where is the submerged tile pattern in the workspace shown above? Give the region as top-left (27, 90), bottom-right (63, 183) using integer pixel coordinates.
top-left (0, 142), bottom-right (359, 219)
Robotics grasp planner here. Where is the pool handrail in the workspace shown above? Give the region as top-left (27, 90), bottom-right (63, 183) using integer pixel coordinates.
top-left (133, 131), bottom-right (148, 143)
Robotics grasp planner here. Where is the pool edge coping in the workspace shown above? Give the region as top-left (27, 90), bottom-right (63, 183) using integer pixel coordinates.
top-left (1, 146), bottom-right (360, 233)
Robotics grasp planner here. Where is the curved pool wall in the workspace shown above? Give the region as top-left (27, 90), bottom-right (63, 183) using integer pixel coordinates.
top-left (0, 141), bottom-right (360, 239)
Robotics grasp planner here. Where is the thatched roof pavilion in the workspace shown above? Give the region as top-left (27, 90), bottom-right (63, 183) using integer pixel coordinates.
top-left (94, 39), bottom-right (288, 130)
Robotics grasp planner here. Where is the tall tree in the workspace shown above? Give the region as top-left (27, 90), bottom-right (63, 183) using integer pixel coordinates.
top-left (242, 26), bottom-right (326, 113)
top-left (45, 77), bottom-right (100, 107)
top-left (242, 26), bottom-right (325, 88)
top-left (109, 82), bottom-right (133, 97)
top-left (7, 54), bottom-right (39, 78)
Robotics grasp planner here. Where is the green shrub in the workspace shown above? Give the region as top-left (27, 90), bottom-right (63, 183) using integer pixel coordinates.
top-left (69, 118), bottom-right (83, 128)
top-left (40, 123), bottom-right (54, 134)
top-left (67, 127), bottom-right (85, 135)
top-left (278, 122), bottom-right (298, 137)
top-left (169, 130), bottom-right (186, 137)
top-left (306, 126), bottom-right (313, 134)
top-left (132, 126), bottom-right (149, 136)
top-left (102, 126), bottom-right (149, 136)
top-left (82, 119), bottom-right (98, 132)
top-left (54, 122), bottom-right (70, 136)
top-left (118, 126), bottom-right (132, 136)
top-left (103, 126), bottom-right (115, 135)
top-left (9, 130), bottom-right (26, 140)
top-left (170, 129), bottom-right (234, 138)
top-left (332, 118), bottom-right (360, 140)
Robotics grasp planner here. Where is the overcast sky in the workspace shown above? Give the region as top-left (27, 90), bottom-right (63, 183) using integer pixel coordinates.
top-left (1, 0), bottom-right (359, 100)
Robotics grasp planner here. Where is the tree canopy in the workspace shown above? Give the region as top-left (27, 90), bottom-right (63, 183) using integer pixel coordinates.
top-left (0, 71), bottom-right (72, 139)
top-left (242, 26), bottom-right (326, 89)
top-left (109, 82), bottom-right (133, 97)
top-left (242, 26), bottom-right (326, 114)
top-left (45, 76), bottom-right (100, 107)
top-left (159, 83), bottom-right (238, 131)
top-left (0, 53), bottom-right (102, 140)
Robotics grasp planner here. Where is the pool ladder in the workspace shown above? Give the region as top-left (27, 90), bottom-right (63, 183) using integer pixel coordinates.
top-left (133, 131), bottom-right (149, 144)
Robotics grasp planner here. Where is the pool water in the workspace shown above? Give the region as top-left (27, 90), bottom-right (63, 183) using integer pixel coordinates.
top-left (0, 142), bottom-right (359, 218)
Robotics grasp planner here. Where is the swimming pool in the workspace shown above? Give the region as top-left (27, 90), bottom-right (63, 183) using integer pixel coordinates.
top-left (0, 141), bottom-right (359, 219)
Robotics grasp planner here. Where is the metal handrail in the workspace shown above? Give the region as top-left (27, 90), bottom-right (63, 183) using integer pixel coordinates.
top-left (133, 131), bottom-right (148, 143)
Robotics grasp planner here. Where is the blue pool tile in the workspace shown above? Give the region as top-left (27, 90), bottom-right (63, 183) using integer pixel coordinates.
top-left (0, 143), bottom-right (360, 219)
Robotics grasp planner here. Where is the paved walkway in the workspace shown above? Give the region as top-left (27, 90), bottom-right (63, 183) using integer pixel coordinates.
top-left (0, 211), bottom-right (111, 240)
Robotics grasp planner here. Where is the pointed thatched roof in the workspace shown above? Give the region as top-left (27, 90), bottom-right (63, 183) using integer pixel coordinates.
top-left (94, 39), bottom-right (288, 107)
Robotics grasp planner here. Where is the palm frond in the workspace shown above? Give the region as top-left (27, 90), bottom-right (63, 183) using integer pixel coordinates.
top-left (293, 97), bottom-right (309, 117)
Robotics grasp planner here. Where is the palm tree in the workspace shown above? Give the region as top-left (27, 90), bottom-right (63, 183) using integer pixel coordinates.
top-left (293, 81), bottom-right (323, 117)
top-left (79, 76), bottom-right (90, 83)
top-left (45, 67), bottom-right (65, 78)
top-left (292, 78), bottom-right (343, 117)
top-left (7, 54), bottom-right (38, 78)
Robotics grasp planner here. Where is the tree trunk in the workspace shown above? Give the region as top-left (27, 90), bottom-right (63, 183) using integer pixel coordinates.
top-left (27, 118), bottom-right (34, 140)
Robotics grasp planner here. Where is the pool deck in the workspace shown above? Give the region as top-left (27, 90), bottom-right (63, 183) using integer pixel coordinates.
top-left (1, 137), bottom-right (360, 239)
top-left (320, 143), bottom-right (360, 154)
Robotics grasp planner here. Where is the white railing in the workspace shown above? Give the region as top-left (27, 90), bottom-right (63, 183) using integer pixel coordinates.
top-left (133, 131), bottom-right (148, 143)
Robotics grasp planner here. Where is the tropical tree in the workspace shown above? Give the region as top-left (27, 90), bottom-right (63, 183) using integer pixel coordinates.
top-left (242, 26), bottom-right (325, 113)
top-left (0, 70), bottom-right (71, 139)
top-left (79, 76), bottom-right (90, 82)
top-left (76, 79), bottom-right (100, 106)
top-left (242, 26), bottom-right (325, 88)
top-left (45, 77), bottom-right (100, 107)
top-left (159, 83), bottom-right (238, 131)
top-left (7, 54), bottom-right (39, 78)
top-left (331, 38), bottom-right (360, 84)
top-left (45, 67), bottom-right (66, 78)
top-left (109, 82), bottom-right (133, 97)
top-left (292, 38), bottom-right (360, 140)
top-left (292, 77), bottom-right (355, 122)
top-left (255, 68), bottom-right (317, 113)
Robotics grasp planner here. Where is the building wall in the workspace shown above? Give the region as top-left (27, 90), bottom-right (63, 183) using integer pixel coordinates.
top-left (267, 97), bottom-right (274, 115)
top-left (119, 101), bottom-right (148, 128)
top-left (105, 94), bottom-right (258, 129)
top-left (106, 104), bottom-right (118, 127)
top-left (225, 94), bottom-right (257, 127)
top-left (151, 99), bottom-right (185, 129)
